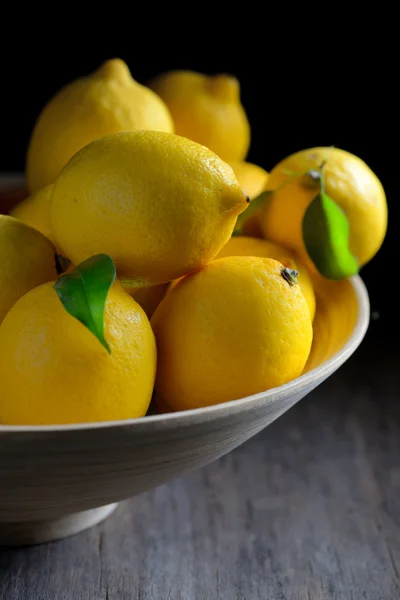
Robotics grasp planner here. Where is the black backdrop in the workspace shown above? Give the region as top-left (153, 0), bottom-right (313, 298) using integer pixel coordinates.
top-left (1, 45), bottom-right (395, 342)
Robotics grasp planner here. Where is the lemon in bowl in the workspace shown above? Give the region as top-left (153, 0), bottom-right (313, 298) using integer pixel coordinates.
top-left (0, 172), bottom-right (369, 545)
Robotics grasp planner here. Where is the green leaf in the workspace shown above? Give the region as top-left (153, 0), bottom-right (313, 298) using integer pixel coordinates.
top-left (233, 191), bottom-right (272, 236)
top-left (53, 254), bottom-right (116, 353)
top-left (302, 192), bottom-right (359, 280)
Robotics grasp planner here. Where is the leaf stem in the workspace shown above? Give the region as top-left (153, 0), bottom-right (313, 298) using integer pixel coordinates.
top-left (318, 164), bottom-right (326, 195)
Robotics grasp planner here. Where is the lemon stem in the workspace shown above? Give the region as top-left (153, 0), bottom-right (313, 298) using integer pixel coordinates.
top-left (318, 163), bottom-right (326, 195)
top-left (281, 267), bottom-right (299, 286)
top-left (305, 161), bottom-right (326, 194)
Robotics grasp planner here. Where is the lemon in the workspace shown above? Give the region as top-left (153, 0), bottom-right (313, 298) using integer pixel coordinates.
top-left (228, 161), bottom-right (269, 239)
top-left (51, 131), bottom-right (249, 286)
top-left (10, 184), bottom-right (57, 246)
top-left (124, 283), bottom-right (169, 319)
top-left (0, 215), bottom-right (58, 324)
top-left (304, 274), bottom-right (360, 374)
top-left (0, 281), bottom-right (156, 425)
top-left (259, 147), bottom-right (388, 271)
top-left (151, 256), bottom-right (313, 411)
top-left (149, 70), bottom-right (250, 162)
top-left (27, 58), bottom-right (174, 193)
top-left (216, 236), bottom-right (316, 320)
top-left (229, 161), bottom-right (269, 199)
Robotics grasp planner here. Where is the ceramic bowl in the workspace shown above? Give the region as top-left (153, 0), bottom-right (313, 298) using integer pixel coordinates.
top-left (0, 175), bottom-right (370, 546)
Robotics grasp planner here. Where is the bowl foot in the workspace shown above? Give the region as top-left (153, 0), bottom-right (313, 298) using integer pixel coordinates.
top-left (0, 503), bottom-right (118, 547)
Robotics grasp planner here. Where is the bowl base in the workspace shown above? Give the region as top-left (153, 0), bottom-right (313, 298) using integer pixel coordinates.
top-left (0, 503), bottom-right (118, 547)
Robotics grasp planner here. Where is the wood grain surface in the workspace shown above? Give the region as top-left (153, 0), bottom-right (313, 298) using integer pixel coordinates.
top-left (0, 334), bottom-right (397, 599)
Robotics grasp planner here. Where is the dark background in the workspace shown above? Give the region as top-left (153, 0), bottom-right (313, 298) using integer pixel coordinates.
top-left (1, 43), bottom-right (395, 342)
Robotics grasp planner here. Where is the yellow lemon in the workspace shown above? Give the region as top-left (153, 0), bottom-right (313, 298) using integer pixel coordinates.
top-left (0, 215), bottom-right (58, 324)
top-left (216, 236), bottom-right (316, 320)
top-left (227, 162), bottom-right (268, 237)
top-left (51, 131), bottom-right (249, 286)
top-left (259, 147), bottom-right (388, 271)
top-left (10, 184), bottom-right (57, 246)
top-left (27, 58), bottom-right (174, 193)
top-left (151, 257), bottom-right (313, 411)
top-left (149, 70), bottom-right (250, 162)
top-left (0, 281), bottom-right (156, 425)
top-left (228, 160), bottom-right (269, 199)
top-left (124, 283), bottom-right (169, 319)
top-left (304, 274), bottom-right (360, 374)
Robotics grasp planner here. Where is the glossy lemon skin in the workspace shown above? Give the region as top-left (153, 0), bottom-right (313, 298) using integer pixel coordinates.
top-left (0, 215), bottom-right (58, 325)
top-left (228, 160), bottom-right (269, 199)
top-left (258, 147), bottom-right (387, 271)
top-left (303, 273), bottom-right (360, 373)
top-left (151, 256), bottom-right (313, 411)
top-left (124, 283), bottom-right (169, 320)
top-left (0, 281), bottom-right (156, 425)
top-left (27, 59), bottom-right (174, 193)
top-left (217, 236), bottom-right (316, 320)
top-left (149, 70), bottom-right (250, 162)
top-left (10, 184), bottom-right (57, 247)
top-left (51, 130), bottom-right (249, 286)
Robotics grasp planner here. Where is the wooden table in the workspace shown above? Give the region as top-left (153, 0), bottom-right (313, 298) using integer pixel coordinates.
top-left (0, 330), bottom-right (397, 600)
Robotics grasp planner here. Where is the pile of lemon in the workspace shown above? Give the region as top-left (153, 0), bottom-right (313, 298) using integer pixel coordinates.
top-left (0, 59), bottom-right (387, 425)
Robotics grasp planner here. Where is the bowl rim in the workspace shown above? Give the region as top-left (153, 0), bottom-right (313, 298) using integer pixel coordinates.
top-left (0, 174), bottom-right (370, 434)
